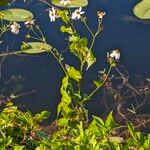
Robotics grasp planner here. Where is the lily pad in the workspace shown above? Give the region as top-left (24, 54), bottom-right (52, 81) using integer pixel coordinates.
top-left (133, 0), bottom-right (150, 19)
top-left (21, 42), bottom-right (52, 54)
top-left (0, 9), bottom-right (33, 22)
top-left (51, 0), bottom-right (88, 8)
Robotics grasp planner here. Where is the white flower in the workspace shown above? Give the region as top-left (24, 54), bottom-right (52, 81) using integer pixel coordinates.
top-left (109, 49), bottom-right (120, 60)
top-left (24, 19), bottom-right (35, 26)
top-left (10, 22), bottom-right (20, 34)
top-left (60, 0), bottom-right (71, 6)
top-left (98, 11), bottom-right (106, 19)
top-left (71, 7), bottom-right (85, 20)
top-left (49, 7), bottom-right (57, 22)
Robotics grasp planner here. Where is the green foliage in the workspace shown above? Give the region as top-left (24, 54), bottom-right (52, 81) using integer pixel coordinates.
top-left (51, 0), bottom-right (88, 8)
top-left (0, 9), bottom-right (33, 22)
top-left (133, 0), bottom-right (150, 19)
top-left (0, 102), bottom-right (50, 149)
top-left (0, 1), bottom-right (149, 149)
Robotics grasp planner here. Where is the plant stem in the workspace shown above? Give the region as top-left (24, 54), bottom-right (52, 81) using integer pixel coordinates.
top-left (84, 65), bottom-right (113, 101)
top-left (48, 49), bottom-right (67, 76)
top-left (115, 67), bottom-right (139, 94)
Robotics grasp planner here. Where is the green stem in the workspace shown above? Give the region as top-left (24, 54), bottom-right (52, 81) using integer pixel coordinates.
top-left (82, 20), bottom-right (94, 37)
top-left (115, 67), bottom-right (139, 94)
top-left (0, 51), bottom-right (22, 57)
top-left (84, 65), bottom-right (113, 101)
top-left (48, 50), bottom-right (67, 76)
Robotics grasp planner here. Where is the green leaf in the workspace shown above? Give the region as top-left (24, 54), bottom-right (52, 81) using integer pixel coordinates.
top-left (0, 9), bottom-right (33, 22)
top-left (93, 80), bottom-right (102, 88)
top-left (133, 0), bottom-right (150, 19)
top-left (60, 26), bottom-right (74, 34)
top-left (51, 0), bottom-right (88, 8)
top-left (93, 116), bottom-right (104, 126)
top-left (59, 10), bottom-right (69, 23)
top-left (66, 65), bottom-right (82, 82)
top-left (13, 146), bottom-right (25, 150)
top-left (69, 35), bottom-right (80, 42)
top-left (105, 111), bottom-right (115, 128)
top-left (85, 50), bottom-right (96, 70)
top-left (127, 123), bottom-right (136, 141)
top-left (36, 131), bottom-right (49, 140)
top-left (0, 0), bottom-right (8, 6)
top-left (21, 42), bottom-right (52, 54)
top-left (58, 118), bottom-right (69, 126)
top-left (34, 111), bottom-right (50, 122)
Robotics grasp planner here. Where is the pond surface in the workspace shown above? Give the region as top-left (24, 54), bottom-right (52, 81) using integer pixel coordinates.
top-left (0, 0), bottom-right (150, 121)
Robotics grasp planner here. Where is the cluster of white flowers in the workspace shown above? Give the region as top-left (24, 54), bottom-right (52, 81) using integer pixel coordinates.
top-left (108, 49), bottom-right (121, 60)
top-left (10, 19), bottom-right (35, 34)
top-left (49, 0), bottom-right (85, 22)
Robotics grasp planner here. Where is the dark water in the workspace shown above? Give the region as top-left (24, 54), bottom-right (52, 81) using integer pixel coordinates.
top-left (0, 0), bottom-right (150, 121)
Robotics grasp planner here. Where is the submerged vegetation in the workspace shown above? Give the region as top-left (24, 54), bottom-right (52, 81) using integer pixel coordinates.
top-left (0, 0), bottom-right (150, 149)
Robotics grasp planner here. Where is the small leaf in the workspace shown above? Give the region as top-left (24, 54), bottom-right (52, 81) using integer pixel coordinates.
top-left (60, 26), bottom-right (74, 34)
top-left (69, 35), bottom-right (80, 42)
top-left (93, 116), bottom-right (104, 126)
top-left (105, 111), bottom-right (116, 128)
top-left (66, 65), bottom-right (82, 82)
top-left (58, 118), bottom-right (69, 126)
top-left (93, 80), bottom-right (102, 88)
top-left (59, 10), bottom-right (69, 24)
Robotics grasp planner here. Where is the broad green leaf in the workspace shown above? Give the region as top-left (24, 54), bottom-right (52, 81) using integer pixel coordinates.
top-left (60, 26), bottom-right (74, 34)
top-left (51, 0), bottom-right (88, 8)
top-left (21, 42), bottom-right (52, 54)
top-left (69, 38), bottom-right (96, 70)
top-left (58, 118), bottom-right (69, 126)
top-left (59, 10), bottom-right (69, 23)
top-left (133, 0), bottom-right (150, 19)
top-left (93, 116), bottom-right (104, 126)
top-left (85, 50), bottom-right (96, 70)
top-left (0, 9), bottom-right (33, 22)
top-left (0, 0), bottom-right (8, 6)
top-left (69, 35), bottom-right (80, 42)
top-left (105, 111), bottom-right (115, 128)
top-left (66, 65), bottom-right (82, 82)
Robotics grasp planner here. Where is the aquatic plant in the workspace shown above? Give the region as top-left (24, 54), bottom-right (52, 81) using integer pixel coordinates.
top-left (133, 0), bottom-right (150, 19)
top-left (0, 0), bottom-right (149, 149)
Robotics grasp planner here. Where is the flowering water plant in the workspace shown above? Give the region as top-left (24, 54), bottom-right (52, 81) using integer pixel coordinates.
top-left (0, 0), bottom-right (149, 149)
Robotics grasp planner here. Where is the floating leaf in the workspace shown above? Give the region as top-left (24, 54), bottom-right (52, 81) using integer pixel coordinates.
top-left (0, 9), bottom-right (33, 22)
top-left (21, 42), bottom-right (52, 54)
top-left (51, 0), bottom-right (88, 8)
top-left (133, 0), bottom-right (150, 19)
